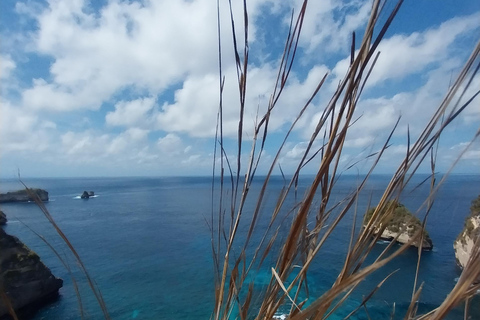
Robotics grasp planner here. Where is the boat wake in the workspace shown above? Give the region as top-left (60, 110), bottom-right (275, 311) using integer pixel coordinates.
top-left (73, 195), bottom-right (99, 199)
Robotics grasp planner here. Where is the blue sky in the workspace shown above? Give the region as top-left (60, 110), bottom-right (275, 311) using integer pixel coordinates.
top-left (0, 0), bottom-right (479, 178)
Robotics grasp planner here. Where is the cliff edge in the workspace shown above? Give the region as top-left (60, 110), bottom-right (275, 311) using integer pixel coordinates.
top-left (454, 195), bottom-right (480, 269)
top-left (0, 228), bottom-right (63, 318)
top-left (0, 211), bottom-right (6, 225)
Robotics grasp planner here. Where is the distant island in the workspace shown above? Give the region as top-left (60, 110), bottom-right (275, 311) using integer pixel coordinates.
top-left (0, 189), bottom-right (49, 203)
top-left (364, 201), bottom-right (433, 250)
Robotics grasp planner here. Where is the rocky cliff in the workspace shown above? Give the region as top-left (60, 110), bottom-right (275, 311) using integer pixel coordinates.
top-left (0, 189), bottom-right (49, 203)
top-left (0, 211), bottom-right (6, 225)
top-left (0, 228), bottom-right (63, 318)
top-left (454, 195), bottom-right (480, 269)
top-left (364, 201), bottom-right (433, 250)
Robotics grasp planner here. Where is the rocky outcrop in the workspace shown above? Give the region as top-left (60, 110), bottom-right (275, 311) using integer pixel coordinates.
top-left (454, 195), bottom-right (480, 269)
top-left (364, 201), bottom-right (433, 250)
top-left (0, 189), bottom-right (49, 203)
top-left (0, 228), bottom-right (63, 318)
top-left (0, 211), bottom-right (6, 225)
top-left (80, 191), bottom-right (95, 199)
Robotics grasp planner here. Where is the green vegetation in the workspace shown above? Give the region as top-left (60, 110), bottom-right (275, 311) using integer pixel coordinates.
top-left (456, 195), bottom-right (480, 245)
top-left (365, 200), bottom-right (430, 238)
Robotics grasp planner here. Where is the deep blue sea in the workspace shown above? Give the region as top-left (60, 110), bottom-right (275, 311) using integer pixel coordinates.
top-left (0, 174), bottom-right (479, 320)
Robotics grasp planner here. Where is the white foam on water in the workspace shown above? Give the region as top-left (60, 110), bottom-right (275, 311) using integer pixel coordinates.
top-left (73, 195), bottom-right (99, 199)
top-left (377, 240), bottom-right (391, 245)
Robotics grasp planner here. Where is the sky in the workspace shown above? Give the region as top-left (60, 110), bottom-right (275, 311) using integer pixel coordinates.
top-left (0, 0), bottom-right (479, 178)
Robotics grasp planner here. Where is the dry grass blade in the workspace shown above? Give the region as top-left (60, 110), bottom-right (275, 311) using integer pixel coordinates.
top-left (404, 283), bottom-right (424, 320)
top-left (20, 182), bottom-right (110, 320)
top-left (211, 0), bottom-right (480, 319)
top-left (272, 267), bottom-right (300, 312)
top-left (19, 220), bottom-right (85, 320)
top-left (0, 290), bottom-right (19, 320)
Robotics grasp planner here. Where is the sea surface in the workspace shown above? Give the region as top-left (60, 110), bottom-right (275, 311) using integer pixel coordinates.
top-left (0, 174), bottom-right (479, 320)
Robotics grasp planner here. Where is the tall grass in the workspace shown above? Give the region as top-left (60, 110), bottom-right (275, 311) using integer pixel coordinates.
top-left (210, 1), bottom-right (480, 319)
top-left (2, 1), bottom-right (479, 320)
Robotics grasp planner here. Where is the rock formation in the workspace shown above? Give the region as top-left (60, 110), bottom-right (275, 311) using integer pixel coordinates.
top-left (0, 228), bottom-right (63, 318)
top-left (0, 189), bottom-right (49, 203)
top-left (0, 211), bottom-right (6, 225)
top-left (81, 191), bottom-right (95, 199)
top-left (454, 195), bottom-right (480, 269)
top-left (364, 201), bottom-right (433, 250)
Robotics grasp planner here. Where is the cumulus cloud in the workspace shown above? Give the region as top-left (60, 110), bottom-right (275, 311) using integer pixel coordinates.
top-left (157, 133), bottom-right (186, 155)
top-left (106, 97), bottom-right (156, 128)
top-left (0, 55), bottom-right (16, 80)
top-left (22, 0), bottom-right (218, 111)
top-left (19, 0), bottom-right (283, 113)
top-left (1, 0), bottom-right (479, 176)
top-left (332, 12), bottom-right (480, 87)
top-left (0, 101), bottom-right (53, 153)
top-left (289, 0), bottom-right (372, 53)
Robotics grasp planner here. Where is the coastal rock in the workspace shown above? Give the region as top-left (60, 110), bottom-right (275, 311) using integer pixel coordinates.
top-left (0, 189), bottom-right (49, 203)
top-left (454, 195), bottom-right (480, 269)
top-left (0, 211), bottom-right (6, 225)
top-left (81, 191), bottom-right (90, 199)
top-left (0, 228), bottom-right (63, 318)
top-left (364, 201), bottom-right (433, 250)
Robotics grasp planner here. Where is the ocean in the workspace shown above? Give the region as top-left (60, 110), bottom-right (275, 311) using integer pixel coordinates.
top-left (0, 174), bottom-right (479, 320)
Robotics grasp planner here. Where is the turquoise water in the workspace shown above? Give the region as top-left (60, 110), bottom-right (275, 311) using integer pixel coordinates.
top-left (0, 175), bottom-right (479, 319)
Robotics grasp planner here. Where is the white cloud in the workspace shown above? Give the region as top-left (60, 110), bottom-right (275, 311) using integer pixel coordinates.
top-left (59, 128), bottom-right (152, 164)
top-left (332, 12), bottom-right (480, 87)
top-left (1, 0), bottom-right (479, 176)
top-left (157, 133), bottom-right (184, 155)
top-left (449, 141), bottom-right (480, 161)
top-left (0, 55), bottom-right (16, 80)
top-left (293, 0), bottom-right (372, 53)
top-left (22, 0), bottom-right (219, 111)
top-left (20, 0), bottom-right (283, 113)
top-left (156, 62), bottom-right (330, 138)
top-left (0, 100), bottom-right (53, 153)
top-left (106, 97), bottom-right (156, 128)
top-left (284, 142), bottom-right (308, 160)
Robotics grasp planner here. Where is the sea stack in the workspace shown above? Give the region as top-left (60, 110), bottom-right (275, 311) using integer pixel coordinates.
top-left (0, 189), bottom-right (49, 203)
top-left (454, 195), bottom-right (480, 269)
top-left (0, 228), bottom-right (63, 318)
top-left (364, 200), bottom-right (433, 250)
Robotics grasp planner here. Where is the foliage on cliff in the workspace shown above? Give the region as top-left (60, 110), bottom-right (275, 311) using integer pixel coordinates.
top-left (364, 200), bottom-right (430, 239)
top-left (456, 195), bottom-right (480, 245)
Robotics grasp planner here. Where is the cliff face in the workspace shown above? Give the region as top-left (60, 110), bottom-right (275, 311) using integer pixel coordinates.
top-left (0, 211), bottom-right (6, 225)
top-left (0, 189), bottom-right (49, 203)
top-left (0, 228), bottom-right (63, 318)
top-left (365, 201), bottom-right (433, 250)
top-left (454, 195), bottom-right (480, 269)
